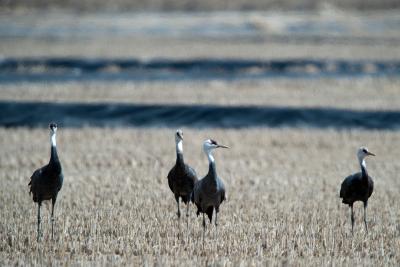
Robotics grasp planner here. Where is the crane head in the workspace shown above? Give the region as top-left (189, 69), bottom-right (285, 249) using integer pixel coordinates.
top-left (203, 139), bottom-right (229, 153)
top-left (175, 129), bottom-right (183, 142)
top-left (357, 146), bottom-right (375, 160)
top-left (49, 123), bottom-right (58, 133)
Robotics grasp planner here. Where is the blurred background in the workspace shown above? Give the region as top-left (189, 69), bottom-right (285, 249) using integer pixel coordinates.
top-left (0, 0), bottom-right (400, 127)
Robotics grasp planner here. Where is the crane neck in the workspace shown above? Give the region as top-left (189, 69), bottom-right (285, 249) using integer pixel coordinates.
top-left (206, 150), bottom-right (217, 178)
top-left (176, 140), bottom-right (184, 165)
top-left (359, 158), bottom-right (368, 180)
top-left (50, 132), bottom-right (56, 147)
top-left (49, 133), bottom-right (61, 173)
top-left (206, 149), bottom-right (214, 163)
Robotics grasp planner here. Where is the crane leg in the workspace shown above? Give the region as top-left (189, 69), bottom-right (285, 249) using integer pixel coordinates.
top-left (202, 212), bottom-right (206, 246)
top-left (363, 201), bottom-right (368, 234)
top-left (185, 202), bottom-right (190, 243)
top-left (350, 204), bottom-right (355, 235)
top-left (214, 208), bottom-right (218, 240)
top-left (215, 208), bottom-right (218, 227)
top-left (186, 202), bottom-right (190, 231)
top-left (176, 196), bottom-right (181, 219)
top-left (37, 202), bottom-right (42, 242)
top-left (51, 197), bottom-right (56, 240)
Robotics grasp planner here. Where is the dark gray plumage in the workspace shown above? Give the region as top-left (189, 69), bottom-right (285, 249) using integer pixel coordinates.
top-left (192, 139), bottom-right (229, 243)
top-left (167, 130), bottom-right (198, 226)
top-left (28, 123), bottom-right (63, 241)
top-left (340, 147), bottom-right (375, 235)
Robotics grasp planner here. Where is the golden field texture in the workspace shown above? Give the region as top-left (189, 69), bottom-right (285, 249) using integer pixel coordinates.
top-left (0, 127), bottom-right (399, 266)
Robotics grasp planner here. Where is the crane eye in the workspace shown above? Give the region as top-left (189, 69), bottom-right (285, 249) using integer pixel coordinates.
top-left (362, 148), bottom-right (367, 153)
top-left (210, 139), bottom-right (218, 145)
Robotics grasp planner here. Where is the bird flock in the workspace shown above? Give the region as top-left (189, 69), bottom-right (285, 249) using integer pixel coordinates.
top-left (28, 124), bottom-right (376, 242)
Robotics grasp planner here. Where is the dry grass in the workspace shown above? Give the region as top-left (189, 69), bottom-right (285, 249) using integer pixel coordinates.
top-left (1, 37), bottom-right (400, 60)
top-left (1, 78), bottom-right (399, 110)
top-left (0, 127), bottom-right (399, 266)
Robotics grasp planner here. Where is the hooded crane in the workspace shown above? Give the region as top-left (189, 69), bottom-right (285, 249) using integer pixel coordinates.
top-left (340, 147), bottom-right (375, 234)
top-left (167, 130), bottom-right (198, 227)
top-left (28, 123), bottom-right (63, 241)
top-left (192, 139), bottom-right (229, 243)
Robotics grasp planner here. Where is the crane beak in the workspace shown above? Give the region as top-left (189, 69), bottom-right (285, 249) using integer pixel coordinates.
top-left (367, 151), bottom-right (375, 156)
top-left (217, 144), bottom-right (229, 149)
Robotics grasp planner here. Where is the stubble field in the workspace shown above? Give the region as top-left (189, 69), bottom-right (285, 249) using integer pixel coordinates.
top-left (0, 126), bottom-right (400, 266)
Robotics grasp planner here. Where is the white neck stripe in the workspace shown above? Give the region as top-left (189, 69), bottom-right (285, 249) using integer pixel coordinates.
top-left (51, 133), bottom-right (57, 147)
top-left (206, 150), bottom-right (215, 163)
top-left (360, 159), bottom-right (366, 169)
top-left (176, 140), bottom-right (183, 153)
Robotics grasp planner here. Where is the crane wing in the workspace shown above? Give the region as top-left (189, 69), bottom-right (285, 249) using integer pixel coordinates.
top-left (28, 168), bottom-right (43, 193)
